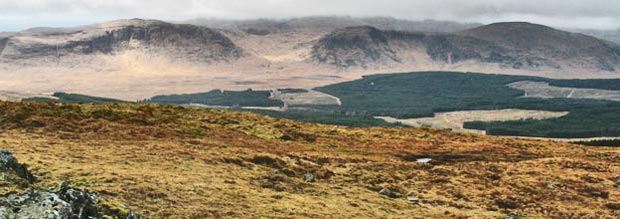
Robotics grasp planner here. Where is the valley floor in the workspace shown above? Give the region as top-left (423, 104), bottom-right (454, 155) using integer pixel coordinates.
top-left (2, 54), bottom-right (620, 101)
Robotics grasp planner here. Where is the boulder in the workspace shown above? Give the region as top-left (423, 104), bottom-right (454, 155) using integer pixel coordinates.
top-left (406, 196), bottom-right (420, 203)
top-left (0, 190), bottom-right (73, 218)
top-left (303, 173), bottom-right (316, 182)
top-left (0, 182), bottom-right (141, 219)
top-left (0, 149), bottom-right (140, 219)
top-left (379, 187), bottom-right (401, 198)
top-left (0, 149), bottom-right (36, 183)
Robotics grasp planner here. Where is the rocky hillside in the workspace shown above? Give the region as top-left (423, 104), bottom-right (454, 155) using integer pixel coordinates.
top-left (461, 22), bottom-right (620, 71)
top-left (0, 19), bottom-right (243, 63)
top-left (310, 26), bottom-right (403, 68)
top-left (1, 101), bottom-right (620, 218)
top-left (0, 36), bottom-right (8, 53)
top-left (310, 22), bottom-right (620, 71)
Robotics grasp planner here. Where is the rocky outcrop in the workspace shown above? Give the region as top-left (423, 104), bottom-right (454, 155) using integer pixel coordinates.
top-left (0, 37), bottom-right (8, 55)
top-left (0, 149), bottom-right (36, 184)
top-left (0, 149), bottom-right (140, 219)
top-left (422, 33), bottom-right (560, 69)
top-left (310, 26), bottom-right (402, 68)
top-left (0, 182), bottom-right (140, 219)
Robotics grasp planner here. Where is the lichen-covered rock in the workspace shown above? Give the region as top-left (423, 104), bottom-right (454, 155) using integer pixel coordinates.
top-left (0, 149), bottom-right (36, 183)
top-left (0, 182), bottom-right (141, 219)
top-left (379, 187), bottom-right (400, 198)
top-left (0, 150), bottom-right (140, 219)
top-left (303, 173), bottom-right (316, 182)
top-left (0, 190), bottom-right (73, 219)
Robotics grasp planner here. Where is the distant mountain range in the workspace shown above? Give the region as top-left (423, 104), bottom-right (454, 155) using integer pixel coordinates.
top-left (0, 17), bottom-right (619, 100)
top-left (309, 23), bottom-right (620, 71)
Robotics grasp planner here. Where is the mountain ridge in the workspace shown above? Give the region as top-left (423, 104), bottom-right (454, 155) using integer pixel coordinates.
top-left (0, 18), bottom-right (243, 63)
top-left (1, 18), bottom-right (620, 100)
top-left (310, 22), bottom-right (620, 71)
top-left (3, 18), bottom-right (618, 71)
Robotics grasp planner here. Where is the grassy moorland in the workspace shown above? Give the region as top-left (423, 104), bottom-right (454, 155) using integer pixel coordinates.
top-left (236, 109), bottom-right (403, 128)
top-left (1, 101), bottom-right (620, 218)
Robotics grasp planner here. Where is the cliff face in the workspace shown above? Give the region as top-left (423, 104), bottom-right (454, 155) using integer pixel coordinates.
top-left (0, 37), bottom-right (8, 53)
top-left (310, 26), bottom-right (402, 68)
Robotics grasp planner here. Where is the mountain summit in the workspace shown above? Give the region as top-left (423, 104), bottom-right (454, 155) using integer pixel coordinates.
top-left (0, 19), bottom-right (243, 63)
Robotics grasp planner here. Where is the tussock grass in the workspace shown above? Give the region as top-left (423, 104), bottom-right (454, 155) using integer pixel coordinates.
top-left (1, 101), bottom-right (619, 218)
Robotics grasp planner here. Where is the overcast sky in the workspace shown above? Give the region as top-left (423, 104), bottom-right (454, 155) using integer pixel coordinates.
top-left (1, 0), bottom-right (619, 31)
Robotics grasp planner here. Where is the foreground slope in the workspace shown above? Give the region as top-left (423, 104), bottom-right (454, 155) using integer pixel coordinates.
top-left (0, 101), bottom-right (619, 218)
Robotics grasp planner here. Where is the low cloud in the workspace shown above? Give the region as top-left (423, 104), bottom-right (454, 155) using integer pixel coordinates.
top-left (0, 0), bottom-right (618, 31)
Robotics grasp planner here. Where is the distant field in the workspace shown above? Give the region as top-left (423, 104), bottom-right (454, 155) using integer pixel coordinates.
top-left (271, 89), bottom-right (341, 106)
top-left (378, 109), bottom-right (568, 134)
top-left (509, 81), bottom-right (620, 101)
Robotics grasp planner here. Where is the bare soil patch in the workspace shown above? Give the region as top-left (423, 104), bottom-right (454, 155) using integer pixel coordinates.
top-left (509, 81), bottom-right (620, 101)
top-left (377, 109), bottom-right (568, 134)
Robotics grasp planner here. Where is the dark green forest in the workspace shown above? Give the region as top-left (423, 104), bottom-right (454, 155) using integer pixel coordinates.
top-left (315, 71), bottom-right (620, 138)
top-left (147, 89), bottom-right (284, 107)
top-left (21, 71), bottom-right (620, 138)
top-left (571, 139), bottom-right (620, 147)
top-left (22, 92), bottom-right (126, 103)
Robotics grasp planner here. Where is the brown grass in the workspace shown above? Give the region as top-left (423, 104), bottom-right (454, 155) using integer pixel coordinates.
top-left (1, 101), bottom-right (620, 218)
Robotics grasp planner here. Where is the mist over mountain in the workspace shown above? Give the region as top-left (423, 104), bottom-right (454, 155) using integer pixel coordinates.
top-left (184, 16), bottom-right (482, 33)
top-left (572, 28), bottom-right (620, 44)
